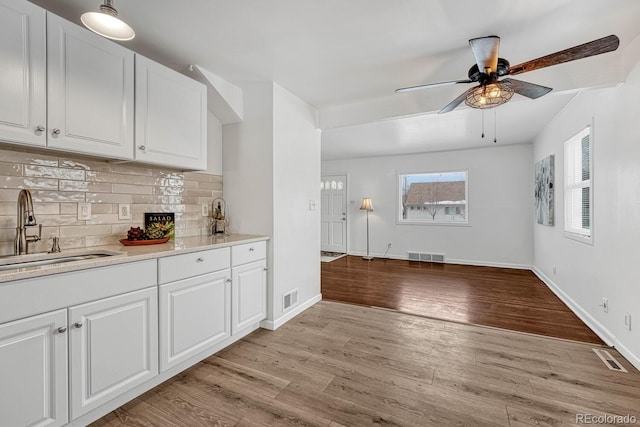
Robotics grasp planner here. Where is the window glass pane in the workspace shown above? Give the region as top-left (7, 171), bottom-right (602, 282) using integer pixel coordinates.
top-left (399, 171), bottom-right (468, 224)
top-left (564, 127), bottom-right (592, 239)
top-left (582, 135), bottom-right (590, 181)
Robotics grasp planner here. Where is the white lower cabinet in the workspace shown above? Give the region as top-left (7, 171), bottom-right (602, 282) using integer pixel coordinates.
top-left (0, 309), bottom-right (68, 427)
top-left (232, 259), bottom-right (267, 334)
top-left (159, 270), bottom-right (231, 372)
top-left (69, 287), bottom-right (158, 419)
top-left (231, 242), bottom-right (268, 335)
top-left (0, 239), bottom-right (267, 426)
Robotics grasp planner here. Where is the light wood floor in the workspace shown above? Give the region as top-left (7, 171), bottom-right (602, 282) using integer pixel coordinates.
top-left (322, 256), bottom-right (603, 344)
top-left (92, 301), bottom-right (639, 426)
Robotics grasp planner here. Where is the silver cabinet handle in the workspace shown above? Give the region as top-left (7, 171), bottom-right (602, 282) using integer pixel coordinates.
top-left (226, 278), bottom-right (232, 283)
top-left (196, 257), bottom-right (204, 262)
top-left (52, 128), bottom-right (61, 135)
top-left (249, 247), bottom-right (255, 252)
top-left (263, 268), bottom-right (268, 271)
top-left (138, 145), bottom-right (146, 151)
top-left (57, 326), bottom-right (67, 334)
top-left (74, 321), bottom-right (83, 329)
top-left (35, 125), bottom-right (45, 132)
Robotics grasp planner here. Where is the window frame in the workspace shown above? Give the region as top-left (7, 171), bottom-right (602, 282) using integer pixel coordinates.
top-left (397, 170), bottom-right (470, 226)
top-left (563, 125), bottom-right (593, 245)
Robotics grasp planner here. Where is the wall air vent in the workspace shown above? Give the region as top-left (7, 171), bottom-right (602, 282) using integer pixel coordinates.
top-left (407, 252), bottom-right (445, 263)
top-left (283, 289), bottom-right (299, 311)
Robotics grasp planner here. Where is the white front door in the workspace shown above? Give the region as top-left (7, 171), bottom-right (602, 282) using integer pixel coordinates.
top-left (321, 175), bottom-right (347, 253)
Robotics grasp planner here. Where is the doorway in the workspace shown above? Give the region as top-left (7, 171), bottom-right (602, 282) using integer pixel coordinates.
top-left (320, 175), bottom-right (347, 254)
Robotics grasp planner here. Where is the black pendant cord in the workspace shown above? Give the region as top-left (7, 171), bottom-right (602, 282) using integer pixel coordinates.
top-left (494, 109), bottom-right (497, 143)
top-left (481, 110), bottom-right (485, 138)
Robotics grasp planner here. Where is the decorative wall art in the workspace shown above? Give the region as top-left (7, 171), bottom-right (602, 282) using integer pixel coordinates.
top-left (534, 154), bottom-right (554, 226)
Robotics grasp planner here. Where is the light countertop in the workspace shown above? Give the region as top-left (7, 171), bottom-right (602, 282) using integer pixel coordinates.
top-left (0, 234), bottom-right (269, 284)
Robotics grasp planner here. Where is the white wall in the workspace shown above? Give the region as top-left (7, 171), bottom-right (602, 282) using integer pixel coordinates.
top-left (205, 110), bottom-right (223, 175)
top-left (223, 82), bottom-right (320, 328)
top-left (322, 144), bottom-right (533, 268)
top-left (532, 36), bottom-right (640, 369)
top-left (272, 84), bottom-right (321, 322)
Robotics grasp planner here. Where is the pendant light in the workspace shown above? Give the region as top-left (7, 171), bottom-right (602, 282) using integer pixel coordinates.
top-left (81, 0), bottom-right (135, 41)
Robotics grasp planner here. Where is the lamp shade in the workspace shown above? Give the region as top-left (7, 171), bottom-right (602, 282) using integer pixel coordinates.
top-left (360, 198), bottom-right (374, 211)
top-left (465, 82), bottom-right (514, 109)
top-left (81, 0), bottom-right (135, 41)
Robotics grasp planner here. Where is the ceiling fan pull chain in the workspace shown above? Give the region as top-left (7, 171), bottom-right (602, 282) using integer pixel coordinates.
top-left (494, 110), bottom-right (497, 143)
top-left (481, 110), bottom-right (485, 138)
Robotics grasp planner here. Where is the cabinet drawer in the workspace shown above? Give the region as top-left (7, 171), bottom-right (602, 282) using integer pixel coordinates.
top-left (232, 241), bottom-right (266, 267)
top-left (158, 248), bottom-right (230, 284)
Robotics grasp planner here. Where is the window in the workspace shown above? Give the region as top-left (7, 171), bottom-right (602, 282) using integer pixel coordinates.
top-left (564, 127), bottom-right (592, 242)
top-left (399, 171), bottom-right (468, 224)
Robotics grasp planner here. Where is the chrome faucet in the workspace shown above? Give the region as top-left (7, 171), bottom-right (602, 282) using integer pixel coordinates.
top-left (14, 189), bottom-right (42, 255)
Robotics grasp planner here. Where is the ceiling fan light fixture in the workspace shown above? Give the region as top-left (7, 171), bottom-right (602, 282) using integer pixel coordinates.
top-left (465, 81), bottom-right (514, 109)
top-left (81, 0), bottom-right (135, 41)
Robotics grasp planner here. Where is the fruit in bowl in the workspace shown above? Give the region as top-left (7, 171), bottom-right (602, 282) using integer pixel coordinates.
top-left (126, 226), bottom-right (165, 241)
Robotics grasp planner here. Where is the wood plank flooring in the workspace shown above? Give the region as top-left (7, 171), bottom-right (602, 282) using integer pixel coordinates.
top-left (322, 256), bottom-right (603, 344)
top-left (92, 301), bottom-right (639, 426)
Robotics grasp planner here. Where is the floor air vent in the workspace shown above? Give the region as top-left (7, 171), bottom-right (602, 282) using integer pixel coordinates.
top-left (593, 348), bottom-right (628, 372)
top-left (407, 252), bottom-right (445, 263)
top-left (283, 289), bottom-right (298, 312)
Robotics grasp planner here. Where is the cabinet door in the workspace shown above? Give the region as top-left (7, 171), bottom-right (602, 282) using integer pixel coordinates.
top-left (232, 259), bottom-right (267, 334)
top-left (0, 309), bottom-right (68, 427)
top-left (160, 270), bottom-right (231, 372)
top-left (0, 0), bottom-right (47, 147)
top-left (69, 287), bottom-right (157, 419)
top-left (47, 13), bottom-right (134, 159)
top-left (135, 55), bottom-right (207, 170)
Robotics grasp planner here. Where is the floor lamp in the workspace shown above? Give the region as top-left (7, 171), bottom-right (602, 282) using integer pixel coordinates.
top-left (360, 198), bottom-right (374, 260)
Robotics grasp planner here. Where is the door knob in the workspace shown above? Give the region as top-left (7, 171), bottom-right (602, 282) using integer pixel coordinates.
top-left (52, 128), bottom-right (61, 135)
top-left (35, 125), bottom-right (45, 133)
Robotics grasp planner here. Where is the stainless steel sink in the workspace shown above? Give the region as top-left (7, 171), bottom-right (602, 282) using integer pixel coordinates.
top-left (0, 250), bottom-right (124, 271)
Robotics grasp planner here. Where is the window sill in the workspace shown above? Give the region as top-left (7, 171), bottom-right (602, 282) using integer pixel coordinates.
top-left (397, 221), bottom-right (471, 227)
top-left (564, 231), bottom-right (593, 245)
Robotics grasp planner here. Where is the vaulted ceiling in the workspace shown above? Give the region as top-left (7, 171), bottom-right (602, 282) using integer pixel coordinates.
top-left (31, 0), bottom-right (640, 160)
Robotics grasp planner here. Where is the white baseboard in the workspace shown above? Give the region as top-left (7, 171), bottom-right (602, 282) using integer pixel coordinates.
top-left (531, 266), bottom-right (615, 347)
top-left (260, 293), bottom-right (322, 330)
top-left (347, 251), bottom-right (530, 270)
top-left (613, 338), bottom-right (640, 371)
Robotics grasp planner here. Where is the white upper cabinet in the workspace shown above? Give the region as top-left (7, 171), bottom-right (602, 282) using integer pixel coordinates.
top-left (47, 13), bottom-right (134, 160)
top-left (0, 0), bottom-right (47, 147)
top-left (135, 55), bottom-right (207, 170)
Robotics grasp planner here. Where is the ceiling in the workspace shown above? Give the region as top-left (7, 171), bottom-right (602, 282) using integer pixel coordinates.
top-left (30, 0), bottom-right (640, 160)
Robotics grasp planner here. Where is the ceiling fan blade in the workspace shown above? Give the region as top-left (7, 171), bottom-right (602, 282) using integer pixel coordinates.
top-left (502, 78), bottom-right (552, 99)
top-left (508, 35), bottom-right (620, 75)
top-left (469, 36), bottom-right (500, 74)
top-left (438, 89), bottom-right (472, 114)
top-left (396, 79), bottom-right (472, 93)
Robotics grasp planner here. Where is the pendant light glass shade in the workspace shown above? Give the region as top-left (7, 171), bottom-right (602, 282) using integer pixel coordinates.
top-left (81, 0), bottom-right (135, 41)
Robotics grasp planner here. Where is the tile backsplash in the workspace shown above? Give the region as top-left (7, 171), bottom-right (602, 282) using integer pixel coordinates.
top-left (0, 146), bottom-right (222, 256)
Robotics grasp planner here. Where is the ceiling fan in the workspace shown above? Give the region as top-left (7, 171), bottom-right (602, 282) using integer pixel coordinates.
top-left (396, 35), bottom-right (620, 113)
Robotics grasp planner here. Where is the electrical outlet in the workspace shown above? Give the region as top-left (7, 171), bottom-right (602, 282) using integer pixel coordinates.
top-left (118, 204), bottom-right (131, 220)
top-left (625, 313), bottom-right (632, 331)
top-left (201, 203), bottom-right (209, 217)
top-left (601, 298), bottom-right (609, 313)
top-left (77, 202), bottom-right (91, 220)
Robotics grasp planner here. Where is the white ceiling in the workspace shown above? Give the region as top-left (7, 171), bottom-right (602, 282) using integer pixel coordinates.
top-left (30, 0), bottom-right (640, 160)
